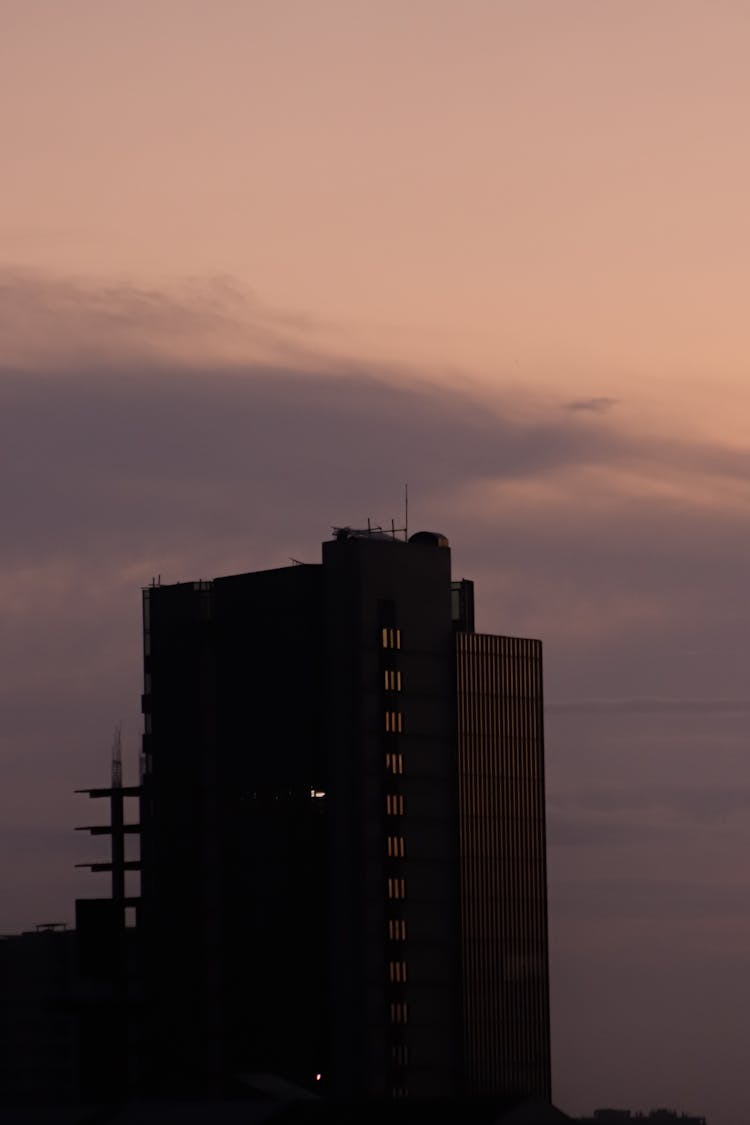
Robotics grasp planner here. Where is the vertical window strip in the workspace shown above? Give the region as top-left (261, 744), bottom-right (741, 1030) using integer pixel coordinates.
top-left (384, 668), bottom-right (403, 692)
top-left (386, 753), bottom-right (404, 775)
top-left (387, 793), bottom-right (405, 815)
top-left (385, 710), bottom-right (404, 733)
top-left (381, 627), bottom-right (402, 650)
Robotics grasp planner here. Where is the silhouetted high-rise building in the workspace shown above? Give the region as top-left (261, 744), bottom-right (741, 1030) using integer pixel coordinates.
top-left (138, 528), bottom-right (550, 1100)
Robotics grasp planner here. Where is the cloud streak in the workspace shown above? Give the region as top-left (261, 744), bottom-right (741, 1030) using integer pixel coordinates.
top-left (564, 396), bottom-right (619, 413)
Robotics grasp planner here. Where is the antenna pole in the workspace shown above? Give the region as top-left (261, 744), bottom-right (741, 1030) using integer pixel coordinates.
top-left (404, 483), bottom-right (409, 541)
top-left (111, 723), bottom-right (122, 789)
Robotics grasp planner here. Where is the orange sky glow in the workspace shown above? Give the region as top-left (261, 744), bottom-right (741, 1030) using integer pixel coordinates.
top-left (4, 4), bottom-right (750, 1123)
top-left (5, 1), bottom-right (750, 422)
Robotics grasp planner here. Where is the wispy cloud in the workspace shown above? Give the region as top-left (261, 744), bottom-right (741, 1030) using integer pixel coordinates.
top-left (564, 396), bottom-right (618, 413)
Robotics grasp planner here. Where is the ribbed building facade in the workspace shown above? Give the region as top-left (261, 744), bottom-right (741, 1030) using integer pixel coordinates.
top-left (456, 633), bottom-right (550, 1098)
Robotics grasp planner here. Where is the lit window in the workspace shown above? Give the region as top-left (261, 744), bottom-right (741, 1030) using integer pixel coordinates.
top-left (384, 669), bottom-right (403, 692)
top-left (388, 960), bottom-right (407, 983)
top-left (387, 878), bottom-right (405, 899)
top-left (387, 877), bottom-right (406, 900)
top-left (388, 919), bottom-right (407, 941)
top-left (381, 628), bottom-right (402, 650)
top-left (386, 794), bottom-right (404, 816)
top-left (385, 710), bottom-right (404, 733)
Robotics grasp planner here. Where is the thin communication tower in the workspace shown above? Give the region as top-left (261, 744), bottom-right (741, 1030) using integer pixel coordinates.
top-left (111, 723), bottom-right (123, 789)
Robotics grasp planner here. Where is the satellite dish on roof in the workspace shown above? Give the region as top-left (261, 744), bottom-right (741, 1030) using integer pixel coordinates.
top-left (408, 531), bottom-right (450, 548)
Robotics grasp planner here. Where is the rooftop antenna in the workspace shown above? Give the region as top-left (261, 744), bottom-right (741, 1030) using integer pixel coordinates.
top-left (404, 483), bottom-right (409, 542)
top-left (111, 723), bottom-right (122, 789)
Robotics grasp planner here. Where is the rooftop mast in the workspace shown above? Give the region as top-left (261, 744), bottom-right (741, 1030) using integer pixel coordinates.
top-left (111, 723), bottom-right (122, 789)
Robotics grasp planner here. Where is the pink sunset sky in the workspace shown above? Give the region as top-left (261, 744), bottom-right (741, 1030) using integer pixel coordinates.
top-left (3, 3), bottom-right (750, 1123)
